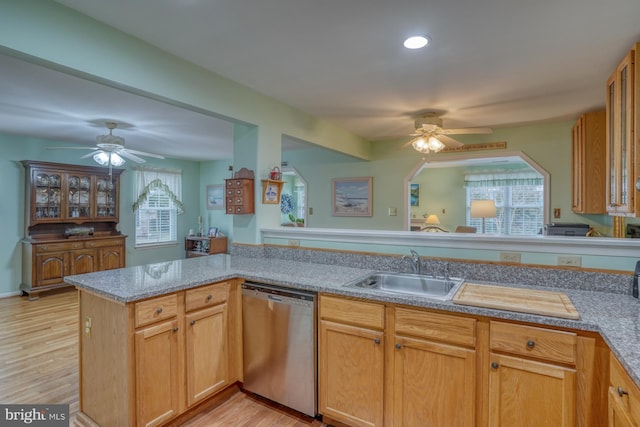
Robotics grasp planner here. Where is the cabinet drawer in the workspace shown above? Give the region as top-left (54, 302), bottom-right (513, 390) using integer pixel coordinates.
top-left (395, 307), bottom-right (476, 347)
top-left (35, 241), bottom-right (83, 252)
top-left (185, 281), bottom-right (230, 312)
top-left (320, 295), bottom-right (384, 329)
top-left (85, 238), bottom-right (124, 248)
top-left (610, 354), bottom-right (640, 416)
top-left (490, 321), bottom-right (576, 365)
top-left (135, 294), bottom-right (179, 328)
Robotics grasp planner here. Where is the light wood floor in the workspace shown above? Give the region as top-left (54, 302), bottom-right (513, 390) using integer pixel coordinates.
top-left (0, 289), bottom-right (326, 426)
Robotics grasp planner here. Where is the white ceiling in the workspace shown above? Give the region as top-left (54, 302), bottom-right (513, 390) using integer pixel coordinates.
top-left (2, 0), bottom-right (640, 161)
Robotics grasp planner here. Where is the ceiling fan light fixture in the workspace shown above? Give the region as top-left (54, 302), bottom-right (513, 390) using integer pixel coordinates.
top-left (93, 151), bottom-right (125, 167)
top-left (403, 35), bottom-right (430, 49)
top-left (427, 136), bottom-right (445, 152)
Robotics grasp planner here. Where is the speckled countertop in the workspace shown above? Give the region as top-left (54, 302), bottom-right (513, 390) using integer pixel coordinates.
top-left (65, 254), bottom-right (640, 388)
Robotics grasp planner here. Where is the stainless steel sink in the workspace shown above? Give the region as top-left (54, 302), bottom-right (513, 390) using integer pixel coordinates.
top-left (346, 273), bottom-right (464, 300)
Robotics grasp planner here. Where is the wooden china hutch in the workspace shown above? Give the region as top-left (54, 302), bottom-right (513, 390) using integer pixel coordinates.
top-left (20, 161), bottom-right (126, 299)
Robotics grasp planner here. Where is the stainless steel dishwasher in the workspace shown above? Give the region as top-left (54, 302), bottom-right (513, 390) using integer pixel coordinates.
top-left (241, 281), bottom-right (317, 416)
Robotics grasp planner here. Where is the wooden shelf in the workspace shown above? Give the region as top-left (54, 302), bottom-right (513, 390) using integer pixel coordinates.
top-left (185, 236), bottom-right (227, 257)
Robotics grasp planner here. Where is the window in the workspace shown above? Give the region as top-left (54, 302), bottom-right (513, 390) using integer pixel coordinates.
top-left (465, 171), bottom-right (544, 235)
top-left (133, 168), bottom-right (184, 247)
top-left (135, 187), bottom-right (177, 245)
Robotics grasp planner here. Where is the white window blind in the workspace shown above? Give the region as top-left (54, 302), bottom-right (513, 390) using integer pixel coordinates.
top-left (465, 171), bottom-right (544, 235)
top-left (133, 168), bottom-right (183, 247)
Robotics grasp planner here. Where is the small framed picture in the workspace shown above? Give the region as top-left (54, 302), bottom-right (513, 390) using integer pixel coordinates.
top-left (410, 183), bottom-right (420, 207)
top-left (208, 227), bottom-right (218, 237)
top-left (332, 176), bottom-right (373, 217)
top-left (206, 184), bottom-right (224, 210)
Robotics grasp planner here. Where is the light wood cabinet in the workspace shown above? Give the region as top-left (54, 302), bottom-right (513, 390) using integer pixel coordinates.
top-left (488, 321), bottom-right (577, 426)
top-left (135, 319), bottom-right (181, 427)
top-left (606, 43), bottom-right (640, 216)
top-left (392, 308), bottom-right (477, 427)
top-left (609, 353), bottom-right (640, 426)
top-left (572, 111), bottom-right (607, 214)
top-left (77, 280), bottom-right (239, 427)
top-left (319, 295), bottom-right (385, 427)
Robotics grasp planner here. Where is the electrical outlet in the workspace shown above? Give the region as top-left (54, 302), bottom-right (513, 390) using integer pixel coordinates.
top-left (554, 208), bottom-right (561, 218)
top-left (84, 316), bottom-right (92, 337)
top-left (500, 252), bottom-right (521, 263)
top-left (288, 239), bottom-right (300, 247)
top-left (388, 207), bottom-right (397, 216)
top-left (558, 255), bottom-right (581, 267)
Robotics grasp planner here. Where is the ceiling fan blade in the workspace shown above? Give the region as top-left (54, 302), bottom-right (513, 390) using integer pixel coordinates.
top-left (437, 135), bottom-right (464, 147)
top-left (124, 148), bottom-right (165, 159)
top-left (438, 127), bottom-right (493, 135)
top-left (117, 150), bottom-right (146, 163)
top-left (80, 150), bottom-right (103, 159)
top-left (46, 146), bottom-right (98, 150)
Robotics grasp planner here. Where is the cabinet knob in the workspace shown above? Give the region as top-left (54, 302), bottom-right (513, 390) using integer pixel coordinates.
top-left (374, 338), bottom-right (381, 345)
top-left (156, 307), bottom-right (163, 314)
top-left (395, 343), bottom-right (402, 350)
top-left (173, 327), bottom-right (179, 332)
top-left (190, 320), bottom-right (196, 326)
top-left (526, 340), bottom-right (535, 349)
top-left (491, 362), bottom-right (499, 369)
top-left (206, 294), bottom-right (212, 301)
top-left (618, 387), bottom-right (629, 397)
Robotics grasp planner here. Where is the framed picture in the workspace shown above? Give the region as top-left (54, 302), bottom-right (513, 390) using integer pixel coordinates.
top-left (410, 183), bottom-right (420, 206)
top-left (332, 177), bottom-right (373, 217)
top-left (206, 184), bottom-right (224, 210)
top-left (208, 227), bottom-right (218, 237)
top-left (262, 179), bottom-right (284, 204)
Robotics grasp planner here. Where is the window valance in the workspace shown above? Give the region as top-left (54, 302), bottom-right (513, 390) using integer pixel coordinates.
top-left (132, 167), bottom-right (184, 214)
top-left (464, 171), bottom-right (543, 188)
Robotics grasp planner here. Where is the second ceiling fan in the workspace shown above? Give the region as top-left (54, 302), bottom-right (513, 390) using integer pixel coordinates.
top-left (407, 112), bottom-right (492, 154)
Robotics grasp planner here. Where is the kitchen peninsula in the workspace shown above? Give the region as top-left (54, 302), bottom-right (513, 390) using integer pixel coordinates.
top-left (66, 253), bottom-right (640, 427)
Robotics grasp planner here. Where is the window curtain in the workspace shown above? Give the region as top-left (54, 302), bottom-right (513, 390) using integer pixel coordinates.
top-left (464, 170), bottom-right (543, 188)
top-left (132, 167), bottom-right (184, 214)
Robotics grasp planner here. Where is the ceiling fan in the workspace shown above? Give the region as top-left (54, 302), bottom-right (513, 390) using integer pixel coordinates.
top-left (48, 121), bottom-right (165, 171)
top-left (406, 112), bottom-right (492, 154)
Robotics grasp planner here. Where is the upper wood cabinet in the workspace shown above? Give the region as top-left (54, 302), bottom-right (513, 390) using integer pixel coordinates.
top-left (224, 178), bottom-right (254, 214)
top-left (22, 160), bottom-right (123, 226)
top-left (605, 43), bottom-right (639, 216)
top-left (572, 111), bottom-right (606, 214)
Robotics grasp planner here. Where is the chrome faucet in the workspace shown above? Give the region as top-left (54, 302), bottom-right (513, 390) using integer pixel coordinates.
top-left (402, 250), bottom-right (421, 274)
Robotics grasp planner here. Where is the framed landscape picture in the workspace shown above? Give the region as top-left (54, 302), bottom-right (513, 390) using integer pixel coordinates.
top-left (410, 183), bottom-right (420, 206)
top-left (206, 184), bottom-right (224, 210)
top-left (332, 177), bottom-right (373, 217)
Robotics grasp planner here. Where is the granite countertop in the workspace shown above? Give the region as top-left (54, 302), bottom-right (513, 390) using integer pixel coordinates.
top-left (64, 254), bottom-right (640, 388)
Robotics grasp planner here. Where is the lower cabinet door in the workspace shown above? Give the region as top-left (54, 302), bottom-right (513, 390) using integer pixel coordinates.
top-left (185, 304), bottom-right (229, 407)
top-left (488, 353), bottom-right (576, 427)
top-left (393, 336), bottom-right (476, 427)
top-left (609, 386), bottom-right (637, 427)
top-left (98, 246), bottom-right (124, 270)
top-left (319, 320), bottom-right (384, 427)
top-left (135, 319), bottom-right (180, 427)
top-left (34, 252), bottom-right (68, 287)
top-left (69, 250), bottom-right (96, 275)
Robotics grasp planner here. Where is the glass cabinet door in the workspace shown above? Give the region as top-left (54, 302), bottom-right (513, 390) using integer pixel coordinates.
top-left (68, 174), bottom-right (92, 219)
top-left (34, 171), bottom-right (62, 220)
top-left (96, 176), bottom-right (117, 218)
top-left (606, 51), bottom-right (634, 215)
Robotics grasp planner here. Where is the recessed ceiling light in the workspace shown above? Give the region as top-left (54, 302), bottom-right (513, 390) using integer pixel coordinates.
top-left (403, 35), bottom-right (430, 49)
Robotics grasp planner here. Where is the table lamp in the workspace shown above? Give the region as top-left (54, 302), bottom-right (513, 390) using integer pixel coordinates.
top-left (470, 200), bottom-right (496, 234)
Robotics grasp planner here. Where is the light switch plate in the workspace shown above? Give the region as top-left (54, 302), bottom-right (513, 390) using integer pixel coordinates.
top-left (558, 255), bottom-right (581, 267)
top-left (388, 207), bottom-right (397, 216)
top-left (500, 252), bottom-right (521, 263)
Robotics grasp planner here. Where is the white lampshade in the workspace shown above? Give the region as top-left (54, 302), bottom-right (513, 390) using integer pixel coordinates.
top-left (470, 199), bottom-right (496, 234)
top-left (425, 214), bottom-right (440, 225)
top-left (411, 135), bottom-right (446, 154)
top-left (470, 200), bottom-right (496, 218)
